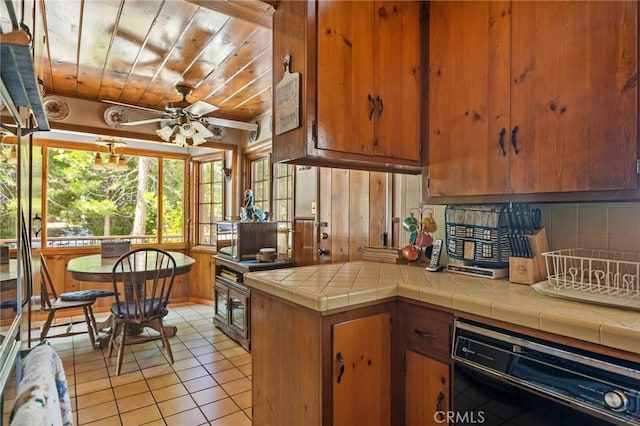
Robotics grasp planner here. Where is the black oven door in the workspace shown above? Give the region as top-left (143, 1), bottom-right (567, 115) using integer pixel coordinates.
top-left (453, 363), bottom-right (617, 426)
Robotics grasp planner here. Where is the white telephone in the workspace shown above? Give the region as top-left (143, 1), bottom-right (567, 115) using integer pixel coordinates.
top-left (426, 239), bottom-right (444, 272)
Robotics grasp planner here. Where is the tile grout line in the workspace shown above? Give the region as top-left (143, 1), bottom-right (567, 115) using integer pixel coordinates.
top-left (72, 303), bottom-right (251, 425)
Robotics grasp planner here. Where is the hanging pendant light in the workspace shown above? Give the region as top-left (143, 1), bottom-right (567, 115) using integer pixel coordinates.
top-left (92, 152), bottom-right (105, 170)
top-left (116, 154), bottom-right (127, 170)
top-left (93, 138), bottom-right (126, 171)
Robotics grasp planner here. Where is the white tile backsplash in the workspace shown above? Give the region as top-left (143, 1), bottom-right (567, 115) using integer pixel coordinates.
top-left (419, 201), bottom-right (640, 255)
top-left (535, 202), bottom-right (640, 253)
top-left (397, 173), bottom-right (640, 255)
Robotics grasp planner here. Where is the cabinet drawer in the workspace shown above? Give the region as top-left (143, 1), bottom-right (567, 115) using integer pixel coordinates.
top-left (402, 305), bottom-right (452, 361)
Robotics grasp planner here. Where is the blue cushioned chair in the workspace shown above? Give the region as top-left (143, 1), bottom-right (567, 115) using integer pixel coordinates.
top-left (39, 254), bottom-right (116, 347)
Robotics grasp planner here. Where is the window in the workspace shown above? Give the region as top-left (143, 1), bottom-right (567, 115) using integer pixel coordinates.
top-left (45, 146), bottom-right (185, 247)
top-left (0, 144), bottom-right (17, 244)
top-left (161, 158), bottom-right (185, 243)
top-left (197, 158), bottom-right (225, 245)
top-left (273, 163), bottom-right (294, 255)
top-left (250, 156), bottom-right (270, 213)
top-left (273, 163), bottom-right (293, 223)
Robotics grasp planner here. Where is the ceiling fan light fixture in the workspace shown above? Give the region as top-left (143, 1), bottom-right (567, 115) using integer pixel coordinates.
top-left (157, 125), bottom-right (175, 142)
top-left (179, 123), bottom-right (196, 137)
top-left (192, 120), bottom-right (214, 139)
top-left (192, 132), bottom-right (207, 146)
top-left (174, 133), bottom-right (187, 146)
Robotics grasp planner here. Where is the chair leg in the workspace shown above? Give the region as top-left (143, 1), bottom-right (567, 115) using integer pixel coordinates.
top-left (115, 323), bottom-right (127, 376)
top-left (82, 306), bottom-right (96, 348)
top-left (157, 320), bottom-right (173, 364)
top-left (40, 312), bottom-right (55, 341)
top-left (107, 320), bottom-right (119, 358)
top-left (86, 305), bottom-right (100, 337)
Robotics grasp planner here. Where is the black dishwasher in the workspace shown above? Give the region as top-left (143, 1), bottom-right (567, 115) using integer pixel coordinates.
top-left (452, 319), bottom-right (640, 426)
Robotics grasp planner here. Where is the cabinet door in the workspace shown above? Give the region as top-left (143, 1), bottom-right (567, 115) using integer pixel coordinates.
top-left (509, 1), bottom-right (638, 194)
top-left (228, 287), bottom-right (248, 338)
top-left (317, 1), bottom-right (375, 155)
top-left (214, 281), bottom-right (229, 322)
top-left (405, 350), bottom-right (450, 426)
top-left (333, 312), bottom-right (391, 426)
top-left (374, 0), bottom-right (422, 161)
top-left (428, 1), bottom-right (511, 196)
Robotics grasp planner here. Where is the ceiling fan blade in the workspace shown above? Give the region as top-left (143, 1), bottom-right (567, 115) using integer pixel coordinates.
top-left (102, 99), bottom-right (166, 114)
top-left (120, 117), bottom-right (166, 126)
top-left (184, 100), bottom-right (218, 117)
top-left (160, 118), bottom-right (179, 127)
top-left (200, 117), bottom-right (258, 132)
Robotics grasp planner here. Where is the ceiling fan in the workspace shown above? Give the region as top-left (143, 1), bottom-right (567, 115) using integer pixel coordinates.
top-left (102, 84), bottom-right (258, 144)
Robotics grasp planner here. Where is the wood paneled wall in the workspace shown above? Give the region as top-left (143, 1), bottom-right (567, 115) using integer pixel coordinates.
top-left (318, 169), bottom-right (390, 264)
top-left (187, 250), bottom-right (215, 303)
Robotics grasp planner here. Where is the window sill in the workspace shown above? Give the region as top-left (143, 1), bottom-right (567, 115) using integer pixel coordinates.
top-left (190, 245), bottom-right (217, 254)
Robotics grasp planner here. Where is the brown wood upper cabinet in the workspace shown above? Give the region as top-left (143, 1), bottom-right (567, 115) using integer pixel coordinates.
top-left (427, 1), bottom-right (638, 198)
top-left (272, 0), bottom-right (424, 174)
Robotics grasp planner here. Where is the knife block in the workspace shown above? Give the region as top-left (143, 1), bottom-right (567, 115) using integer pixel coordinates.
top-left (509, 227), bottom-right (549, 285)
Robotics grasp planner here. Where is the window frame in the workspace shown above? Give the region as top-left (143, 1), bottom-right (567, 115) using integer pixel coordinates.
top-left (38, 139), bottom-right (189, 252)
top-left (193, 153), bottom-right (226, 247)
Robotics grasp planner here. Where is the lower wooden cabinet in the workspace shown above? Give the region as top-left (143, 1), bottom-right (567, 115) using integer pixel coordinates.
top-left (213, 277), bottom-right (250, 350)
top-left (399, 301), bottom-right (453, 426)
top-left (251, 292), bottom-right (454, 426)
top-left (333, 312), bottom-right (391, 425)
top-left (405, 350), bottom-right (450, 426)
top-left (251, 290), bottom-right (392, 426)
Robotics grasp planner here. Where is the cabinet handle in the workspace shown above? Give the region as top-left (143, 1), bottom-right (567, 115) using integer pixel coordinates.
top-left (511, 125), bottom-right (520, 155)
top-left (336, 352), bottom-right (345, 383)
top-left (435, 391), bottom-right (445, 422)
top-left (414, 329), bottom-right (437, 339)
top-left (376, 95), bottom-right (383, 120)
top-left (368, 94), bottom-right (375, 121)
top-left (498, 128), bottom-right (506, 156)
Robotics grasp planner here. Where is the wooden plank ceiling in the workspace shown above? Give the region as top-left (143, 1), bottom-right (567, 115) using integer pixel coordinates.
top-left (25, 0), bottom-right (274, 126)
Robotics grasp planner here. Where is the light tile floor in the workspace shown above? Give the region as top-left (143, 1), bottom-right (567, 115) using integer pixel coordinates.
top-left (10, 303), bottom-right (252, 426)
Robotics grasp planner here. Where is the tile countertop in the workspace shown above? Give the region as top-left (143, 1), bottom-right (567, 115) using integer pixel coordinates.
top-left (243, 261), bottom-right (640, 355)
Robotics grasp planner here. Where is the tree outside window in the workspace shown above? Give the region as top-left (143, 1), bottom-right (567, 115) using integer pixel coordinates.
top-left (0, 144), bottom-right (17, 244)
top-left (161, 158), bottom-right (185, 243)
top-left (250, 156), bottom-right (270, 214)
top-left (197, 158), bottom-right (224, 246)
top-left (45, 146), bottom-right (185, 246)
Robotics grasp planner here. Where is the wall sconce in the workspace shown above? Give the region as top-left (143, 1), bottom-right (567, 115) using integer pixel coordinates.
top-left (221, 167), bottom-right (232, 182)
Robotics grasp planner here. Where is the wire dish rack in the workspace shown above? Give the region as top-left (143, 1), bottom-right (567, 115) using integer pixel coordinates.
top-left (533, 248), bottom-right (640, 311)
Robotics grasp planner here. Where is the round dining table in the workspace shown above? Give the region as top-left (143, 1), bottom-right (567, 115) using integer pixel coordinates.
top-left (0, 259), bottom-right (17, 291)
top-left (67, 252), bottom-right (195, 282)
top-left (67, 251), bottom-right (196, 347)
